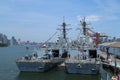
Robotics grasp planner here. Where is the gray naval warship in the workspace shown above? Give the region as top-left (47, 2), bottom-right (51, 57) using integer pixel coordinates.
top-left (16, 20), bottom-right (70, 72)
top-left (65, 18), bottom-right (100, 74)
top-left (16, 48), bottom-right (66, 72)
top-left (65, 47), bottom-right (100, 74)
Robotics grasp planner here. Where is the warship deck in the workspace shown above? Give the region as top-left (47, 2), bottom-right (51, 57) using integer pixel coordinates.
top-left (16, 58), bottom-right (64, 64)
top-left (65, 58), bottom-right (100, 64)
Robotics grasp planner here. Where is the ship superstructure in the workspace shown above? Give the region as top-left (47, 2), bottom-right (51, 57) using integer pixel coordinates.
top-left (65, 18), bottom-right (100, 74)
top-left (16, 20), bottom-right (70, 72)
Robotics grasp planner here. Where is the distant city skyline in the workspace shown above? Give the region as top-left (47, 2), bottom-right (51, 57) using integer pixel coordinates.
top-left (0, 0), bottom-right (120, 42)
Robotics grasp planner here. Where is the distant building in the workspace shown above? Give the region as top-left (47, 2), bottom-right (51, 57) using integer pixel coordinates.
top-left (10, 36), bottom-right (18, 45)
top-left (99, 42), bottom-right (120, 58)
top-left (0, 33), bottom-right (9, 44)
top-left (0, 33), bottom-right (3, 43)
top-left (116, 38), bottom-right (120, 42)
top-left (17, 38), bottom-right (21, 45)
top-left (2, 34), bottom-right (8, 44)
top-left (0, 33), bottom-right (20, 46)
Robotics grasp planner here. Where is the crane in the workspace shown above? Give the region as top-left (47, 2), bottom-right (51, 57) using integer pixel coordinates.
top-left (86, 27), bottom-right (108, 45)
top-left (79, 17), bottom-right (108, 45)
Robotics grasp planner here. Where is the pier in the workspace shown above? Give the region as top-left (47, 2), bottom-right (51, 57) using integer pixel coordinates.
top-left (99, 42), bottom-right (120, 75)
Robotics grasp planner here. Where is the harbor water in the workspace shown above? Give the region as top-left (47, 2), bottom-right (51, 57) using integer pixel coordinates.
top-left (0, 45), bottom-right (112, 80)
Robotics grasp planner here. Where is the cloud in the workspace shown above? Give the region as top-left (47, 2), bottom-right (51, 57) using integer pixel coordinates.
top-left (86, 15), bottom-right (101, 22)
top-left (93, 0), bottom-right (120, 14)
top-left (77, 15), bottom-right (101, 22)
top-left (0, 10), bottom-right (55, 26)
top-left (91, 0), bottom-right (120, 21)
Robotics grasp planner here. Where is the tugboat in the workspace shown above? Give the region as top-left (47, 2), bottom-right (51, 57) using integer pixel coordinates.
top-left (16, 20), bottom-right (70, 72)
top-left (65, 18), bottom-right (100, 74)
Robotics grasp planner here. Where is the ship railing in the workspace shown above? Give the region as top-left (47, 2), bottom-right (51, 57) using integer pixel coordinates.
top-left (16, 57), bottom-right (65, 63)
top-left (65, 58), bottom-right (98, 64)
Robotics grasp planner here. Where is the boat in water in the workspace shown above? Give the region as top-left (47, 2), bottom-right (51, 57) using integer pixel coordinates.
top-left (65, 47), bottom-right (100, 74)
top-left (16, 48), bottom-right (65, 72)
top-left (65, 18), bottom-right (100, 74)
top-left (16, 20), bottom-right (70, 72)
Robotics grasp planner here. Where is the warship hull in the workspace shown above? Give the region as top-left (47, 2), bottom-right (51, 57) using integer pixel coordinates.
top-left (65, 62), bottom-right (99, 74)
top-left (16, 62), bottom-right (56, 72)
top-left (16, 58), bottom-right (64, 72)
top-left (65, 57), bottom-right (100, 75)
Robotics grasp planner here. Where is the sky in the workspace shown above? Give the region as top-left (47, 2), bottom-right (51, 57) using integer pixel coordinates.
top-left (0, 0), bottom-right (120, 42)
